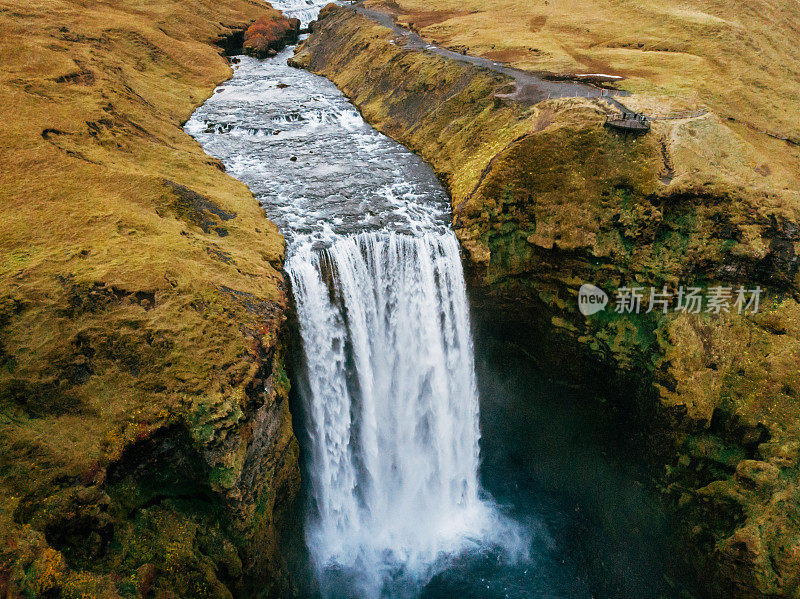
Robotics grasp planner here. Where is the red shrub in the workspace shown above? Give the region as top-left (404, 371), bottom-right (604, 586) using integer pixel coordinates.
top-left (243, 15), bottom-right (296, 57)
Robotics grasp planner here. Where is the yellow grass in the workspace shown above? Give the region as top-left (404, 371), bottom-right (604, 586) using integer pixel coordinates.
top-left (369, 0), bottom-right (800, 186)
top-left (0, 2), bottom-right (297, 589)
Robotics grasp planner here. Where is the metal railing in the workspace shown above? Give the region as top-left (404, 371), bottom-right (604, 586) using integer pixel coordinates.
top-left (606, 113), bottom-right (648, 121)
top-left (648, 109), bottom-right (709, 120)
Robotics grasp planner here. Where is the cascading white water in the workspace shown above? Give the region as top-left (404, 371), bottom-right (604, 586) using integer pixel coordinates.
top-left (289, 232), bottom-right (526, 596)
top-left (184, 0), bottom-right (690, 594)
top-left (273, 0), bottom-right (332, 24)
top-left (185, 6), bottom-right (527, 594)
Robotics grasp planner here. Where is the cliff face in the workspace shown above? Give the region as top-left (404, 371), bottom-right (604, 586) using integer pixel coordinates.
top-left (0, 1), bottom-right (299, 597)
top-left (293, 7), bottom-right (800, 596)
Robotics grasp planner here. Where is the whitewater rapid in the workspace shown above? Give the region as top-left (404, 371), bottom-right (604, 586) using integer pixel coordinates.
top-left (186, 6), bottom-right (526, 596)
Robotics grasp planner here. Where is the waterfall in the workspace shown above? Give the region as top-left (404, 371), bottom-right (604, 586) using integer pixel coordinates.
top-left (289, 231), bottom-right (526, 596)
top-left (186, 3), bottom-right (527, 589)
top-left (184, 0), bottom-right (686, 592)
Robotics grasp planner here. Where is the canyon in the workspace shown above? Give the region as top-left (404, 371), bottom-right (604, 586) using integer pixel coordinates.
top-left (1, 0), bottom-right (799, 597)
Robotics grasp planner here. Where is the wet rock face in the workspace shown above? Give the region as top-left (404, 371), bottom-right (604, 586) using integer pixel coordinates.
top-left (243, 14), bottom-right (300, 58)
top-left (295, 7), bottom-right (800, 597)
top-left (4, 330), bottom-right (299, 598)
top-left (2, 323), bottom-right (299, 597)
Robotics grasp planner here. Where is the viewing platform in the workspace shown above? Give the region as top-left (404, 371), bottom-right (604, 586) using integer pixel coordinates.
top-left (605, 112), bottom-right (651, 132)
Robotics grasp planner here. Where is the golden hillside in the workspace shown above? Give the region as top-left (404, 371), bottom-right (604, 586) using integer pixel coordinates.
top-left (0, 0), bottom-right (299, 595)
top-left (369, 0), bottom-right (800, 188)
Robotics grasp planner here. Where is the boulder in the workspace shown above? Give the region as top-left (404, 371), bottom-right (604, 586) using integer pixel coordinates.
top-left (307, 4), bottom-right (340, 34)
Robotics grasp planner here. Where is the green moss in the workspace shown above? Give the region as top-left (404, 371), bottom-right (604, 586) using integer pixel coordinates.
top-left (209, 466), bottom-right (237, 489)
top-left (273, 362), bottom-right (290, 398)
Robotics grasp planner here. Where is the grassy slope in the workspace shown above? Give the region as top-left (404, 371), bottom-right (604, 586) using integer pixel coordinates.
top-left (369, 0), bottom-right (800, 189)
top-left (0, 0), bottom-right (299, 596)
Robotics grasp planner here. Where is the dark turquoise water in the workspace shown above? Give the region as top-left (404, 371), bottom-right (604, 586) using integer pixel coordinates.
top-left (455, 325), bottom-right (699, 599)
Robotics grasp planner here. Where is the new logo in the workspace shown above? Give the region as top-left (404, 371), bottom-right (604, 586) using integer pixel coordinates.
top-left (578, 283), bottom-right (608, 316)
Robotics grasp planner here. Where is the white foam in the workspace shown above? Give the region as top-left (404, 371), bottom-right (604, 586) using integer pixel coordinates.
top-left (289, 232), bottom-right (529, 596)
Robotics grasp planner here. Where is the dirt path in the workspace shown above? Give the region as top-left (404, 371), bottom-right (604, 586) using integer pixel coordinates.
top-left (353, 5), bottom-right (631, 107)
top-left (350, 4), bottom-right (711, 130)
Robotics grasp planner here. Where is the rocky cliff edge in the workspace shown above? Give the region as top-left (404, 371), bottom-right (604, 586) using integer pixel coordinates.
top-left (0, 1), bottom-right (300, 596)
top-left (293, 6), bottom-right (800, 596)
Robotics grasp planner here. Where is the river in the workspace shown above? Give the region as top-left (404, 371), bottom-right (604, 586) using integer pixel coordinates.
top-left (186, 2), bottom-right (695, 597)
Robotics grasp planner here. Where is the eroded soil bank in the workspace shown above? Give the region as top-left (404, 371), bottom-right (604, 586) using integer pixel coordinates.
top-left (293, 6), bottom-right (800, 597)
